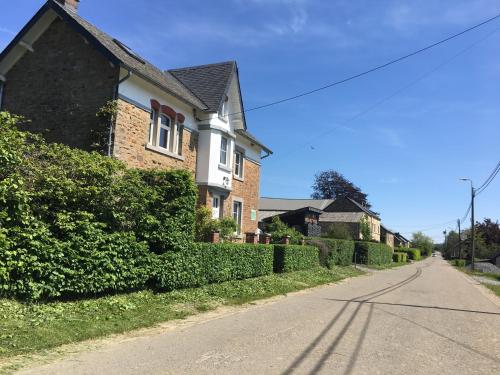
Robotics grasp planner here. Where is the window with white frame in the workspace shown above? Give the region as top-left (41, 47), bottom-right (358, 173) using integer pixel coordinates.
top-left (220, 95), bottom-right (229, 120)
top-left (148, 108), bottom-right (183, 156)
top-left (220, 136), bottom-right (228, 165)
top-left (232, 200), bottom-right (242, 234)
top-left (234, 150), bottom-right (243, 178)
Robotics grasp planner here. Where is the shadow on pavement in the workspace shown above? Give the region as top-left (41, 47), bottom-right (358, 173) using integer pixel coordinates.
top-left (323, 299), bottom-right (500, 316)
top-left (282, 268), bottom-right (423, 374)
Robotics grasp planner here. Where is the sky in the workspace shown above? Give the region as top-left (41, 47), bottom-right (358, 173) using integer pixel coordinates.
top-left (1, 0), bottom-right (499, 242)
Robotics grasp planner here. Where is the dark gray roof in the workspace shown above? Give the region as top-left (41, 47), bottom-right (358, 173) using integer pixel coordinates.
top-left (169, 61), bottom-right (235, 112)
top-left (394, 232), bottom-right (410, 243)
top-left (380, 224), bottom-right (394, 234)
top-left (259, 198), bottom-right (334, 212)
top-left (345, 197), bottom-right (380, 219)
top-left (319, 212), bottom-right (364, 223)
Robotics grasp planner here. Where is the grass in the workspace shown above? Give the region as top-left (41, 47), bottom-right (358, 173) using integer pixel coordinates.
top-left (0, 266), bottom-right (363, 360)
top-left (485, 284), bottom-right (500, 296)
top-left (366, 262), bottom-right (408, 270)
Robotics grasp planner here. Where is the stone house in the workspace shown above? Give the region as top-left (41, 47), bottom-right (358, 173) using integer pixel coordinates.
top-left (394, 233), bottom-right (411, 248)
top-left (318, 197), bottom-right (381, 242)
top-left (0, 0), bottom-right (271, 238)
top-left (381, 225), bottom-right (395, 248)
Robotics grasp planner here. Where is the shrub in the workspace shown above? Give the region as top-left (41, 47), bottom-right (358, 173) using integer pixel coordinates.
top-left (273, 245), bottom-right (319, 273)
top-left (453, 259), bottom-right (466, 267)
top-left (265, 216), bottom-right (303, 244)
top-left (405, 248), bottom-right (421, 261)
top-left (308, 238), bottom-right (354, 267)
top-left (392, 252), bottom-right (408, 263)
top-left (218, 217), bottom-right (237, 242)
top-left (152, 243), bottom-right (274, 291)
top-left (194, 206), bottom-right (217, 242)
top-left (324, 223), bottom-right (352, 240)
top-left (355, 242), bottom-right (393, 265)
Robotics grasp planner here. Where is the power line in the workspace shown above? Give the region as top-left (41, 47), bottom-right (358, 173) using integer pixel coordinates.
top-left (476, 160), bottom-right (500, 195)
top-left (226, 12), bottom-right (500, 118)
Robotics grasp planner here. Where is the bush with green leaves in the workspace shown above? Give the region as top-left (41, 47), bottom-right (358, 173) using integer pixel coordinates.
top-left (355, 242), bottom-right (393, 265)
top-left (152, 243), bottom-right (274, 291)
top-left (308, 238), bottom-right (354, 267)
top-left (273, 245), bottom-right (319, 273)
top-left (265, 216), bottom-right (303, 244)
top-left (392, 252), bottom-right (408, 263)
top-left (324, 223), bottom-right (353, 240)
top-left (218, 217), bottom-right (237, 241)
top-left (453, 259), bottom-right (466, 267)
top-left (404, 248), bottom-right (421, 261)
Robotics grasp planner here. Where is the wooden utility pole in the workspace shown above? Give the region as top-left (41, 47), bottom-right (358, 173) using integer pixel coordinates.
top-left (458, 219), bottom-right (462, 259)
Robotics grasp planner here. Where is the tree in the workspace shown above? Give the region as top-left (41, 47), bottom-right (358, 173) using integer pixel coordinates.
top-left (325, 223), bottom-right (353, 240)
top-left (311, 170), bottom-right (371, 208)
top-left (411, 231), bottom-right (434, 256)
top-left (476, 218), bottom-right (500, 246)
top-left (360, 217), bottom-right (372, 241)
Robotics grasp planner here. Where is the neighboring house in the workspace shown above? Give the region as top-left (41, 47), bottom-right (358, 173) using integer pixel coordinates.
top-left (0, 0), bottom-right (271, 238)
top-left (319, 197), bottom-right (381, 242)
top-left (489, 253), bottom-right (500, 267)
top-left (381, 225), bottom-right (395, 248)
top-left (394, 233), bottom-right (411, 248)
top-left (259, 198), bottom-right (333, 237)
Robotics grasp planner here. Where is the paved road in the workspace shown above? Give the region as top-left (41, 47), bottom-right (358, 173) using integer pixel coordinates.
top-left (17, 257), bottom-right (500, 375)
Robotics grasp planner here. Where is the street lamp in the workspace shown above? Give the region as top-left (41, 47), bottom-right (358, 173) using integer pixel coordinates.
top-left (459, 178), bottom-right (475, 271)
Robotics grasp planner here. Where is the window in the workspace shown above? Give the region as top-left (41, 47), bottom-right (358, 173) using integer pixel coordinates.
top-left (220, 95), bottom-right (229, 120)
top-left (212, 196), bottom-right (220, 219)
top-left (232, 201), bottom-right (242, 234)
top-left (220, 136), bottom-right (228, 165)
top-left (234, 151), bottom-right (243, 178)
top-left (148, 104), bottom-right (183, 156)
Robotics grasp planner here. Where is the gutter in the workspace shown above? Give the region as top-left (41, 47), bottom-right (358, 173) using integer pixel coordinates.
top-left (108, 69), bottom-right (132, 157)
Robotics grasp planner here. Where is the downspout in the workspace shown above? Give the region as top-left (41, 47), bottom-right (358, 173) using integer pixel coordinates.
top-left (261, 150), bottom-right (272, 159)
top-left (108, 69), bottom-right (132, 157)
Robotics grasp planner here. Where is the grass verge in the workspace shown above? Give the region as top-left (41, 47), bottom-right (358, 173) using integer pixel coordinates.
top-left (484, 284), bottom-right (500, 296)
top-left (365, 262), bottom-right (408, 270)
top-left (0, 266), bottom-right (363, 360)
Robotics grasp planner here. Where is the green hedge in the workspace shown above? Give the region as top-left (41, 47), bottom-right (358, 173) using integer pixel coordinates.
top-left (355, 242), bottom-right (393, 265)
top-left (153, 243), bottom-right (274, 291)
top-left (307, 238), bottom-right (354, 267)
top-left (405, 248), bottom-right (421, 261)
top-left (392, 251), bottom-right (408, 263)
top-left (452, 259), bottom-right (466, 267)
top-left (273, 245), bottom-right (319, 273)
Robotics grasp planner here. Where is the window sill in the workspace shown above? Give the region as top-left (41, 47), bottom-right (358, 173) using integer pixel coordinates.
top-left (218, 163), bottom-right (232, 172)
top-left (233, 175), bottom-right (244, 182)
top-left (145, 144), bottom-right (184, 161)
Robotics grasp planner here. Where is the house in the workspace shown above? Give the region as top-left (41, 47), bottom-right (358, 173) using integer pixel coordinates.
top-left (319, 197), bottom-right (381, 242)
top-left (381, 225), bottom-right (395, 248)
top-left (259, 198), bottom-right (333, 237)
top-left (489, 253), bottom-right (500, 268)
top-left (394, 233), bottom-right (411, 248)
top-left (0, 0), bottom-right (272, 238)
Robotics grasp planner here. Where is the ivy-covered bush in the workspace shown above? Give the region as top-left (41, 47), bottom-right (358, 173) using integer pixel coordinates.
top-left (392, 251), bottom-right (408, 263)
top-left (152, 243), bottom-right (274, 291)
top-left (273, 245), bottom-right (319, 273)
top-left (355, 242), bottom-right (393, 265)
top-left (307, 238), bottom-right (354, 267)
top-left (404, 248), bottom-right (421, 261)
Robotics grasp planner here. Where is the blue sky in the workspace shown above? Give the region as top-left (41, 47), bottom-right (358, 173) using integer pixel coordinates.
top-left (1, 0), bottom-right (500, 241)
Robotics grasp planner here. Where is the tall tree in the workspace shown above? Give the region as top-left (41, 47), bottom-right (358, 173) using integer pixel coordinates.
top-left (476, 218), bottom-right (500, 246)
top-left (311, 170), bottom-right (371, 208)
top-left (411, 231), bottom-right (434, 256)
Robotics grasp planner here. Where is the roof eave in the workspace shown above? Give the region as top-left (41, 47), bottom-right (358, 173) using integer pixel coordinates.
top-left (236, 129), bottom-right (273, 155)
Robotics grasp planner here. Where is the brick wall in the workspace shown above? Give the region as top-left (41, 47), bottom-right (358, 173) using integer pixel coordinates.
top-left (113, 99), bottom-right (198, 174)
top-left (2, 18), bottom-right (118, 151)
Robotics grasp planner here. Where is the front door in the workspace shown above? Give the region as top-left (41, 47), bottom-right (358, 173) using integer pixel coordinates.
top-left (212, 195), bottom-right (220, 219)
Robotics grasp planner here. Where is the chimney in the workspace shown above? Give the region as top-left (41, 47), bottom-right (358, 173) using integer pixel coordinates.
top-left (55, 0), bottom-right (80, 13)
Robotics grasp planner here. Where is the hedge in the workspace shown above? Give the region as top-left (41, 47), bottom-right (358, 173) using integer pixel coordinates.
top-left (355, 242), bottom-right (393, 265)
top-left (273, 245), bottom-right (319, 273)
top-left (307, 238), bottom-right (354, 267)
top-left (392, 251), bottom-right (408, 263)
top-left (153, 243), bottom-right (274, 291)
top-left (405, 248), bottom-right (421, 261)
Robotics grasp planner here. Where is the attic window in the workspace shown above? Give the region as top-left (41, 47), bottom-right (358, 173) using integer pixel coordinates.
top-left (112, 39), bottom-right (145, 64)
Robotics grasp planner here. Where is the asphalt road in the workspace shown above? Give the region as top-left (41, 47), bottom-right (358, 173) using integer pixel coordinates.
top-left (17, 257), bottom-right (500, 375)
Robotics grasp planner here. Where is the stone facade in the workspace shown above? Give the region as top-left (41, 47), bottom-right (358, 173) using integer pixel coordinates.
top-left (113, 99), bottom-right (198, 174)
top-left (1, 18), bottom-right (119, 151)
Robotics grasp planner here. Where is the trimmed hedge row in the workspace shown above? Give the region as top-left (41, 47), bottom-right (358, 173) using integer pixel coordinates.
top-left (307, 238), bottom-right (354, 268)
top-left (273, 245), bottom-right (319, 273)
top-left (355, 242), bottom-right (393, 265)
top-left (392, 251), bottom-right (408, 263)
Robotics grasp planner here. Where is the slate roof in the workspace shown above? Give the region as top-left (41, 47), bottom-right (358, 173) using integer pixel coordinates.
top-left (319, 212), bottom-right (365, 223)
top-left (169, 61), bottom-right (235, 112)
top-left (394, 232), bottom-right (410, 243)
top-left (380, 225), bottom-right (394, 234)
top-left (259, 198), bottom-right (334, 212)
top-left (345, 197), bottom-right (380, 219)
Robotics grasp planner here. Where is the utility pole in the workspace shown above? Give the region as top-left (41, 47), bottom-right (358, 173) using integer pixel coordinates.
top-left (471, 185), bottom-right (476, 272)
top-left (457, 219), bottom-right (462, 259)
top-left (443, 230), bottom-right (447, 257)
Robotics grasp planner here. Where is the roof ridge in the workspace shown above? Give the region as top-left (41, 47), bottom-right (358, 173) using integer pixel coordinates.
top-left (168, 60), bottom-right (236, 72)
